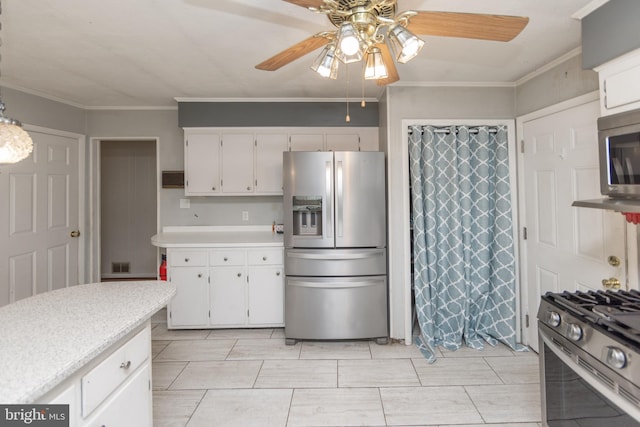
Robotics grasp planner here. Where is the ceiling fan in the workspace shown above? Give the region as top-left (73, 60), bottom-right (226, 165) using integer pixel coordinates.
top-left (255, 0), bottom-right (529, 86)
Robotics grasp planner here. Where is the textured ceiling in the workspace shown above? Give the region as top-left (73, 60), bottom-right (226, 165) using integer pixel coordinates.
top-left (2, 0), bottom-right (599, 108)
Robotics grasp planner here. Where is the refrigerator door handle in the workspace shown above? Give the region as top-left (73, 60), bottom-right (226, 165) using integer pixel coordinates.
top-left (286, 250), bottom-right (385, 260)
top-left (336, 160), bottom-right (343, 238)
top-left (325, 161), bottom-right (333, 238)
top-left (287, 280), bottom-right (379, 289)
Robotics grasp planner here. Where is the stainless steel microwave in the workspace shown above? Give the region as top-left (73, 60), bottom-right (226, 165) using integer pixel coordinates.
top-left (599, 109), bottom-right (640, 199)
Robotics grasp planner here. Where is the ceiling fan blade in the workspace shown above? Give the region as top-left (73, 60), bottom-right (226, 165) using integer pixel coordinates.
top-left (283, 0), bottom-right (325, 9)
top-left (375, 43), bottom-right (399, 87)
top-left (255, 35), bottom-right (330, 71)
top-left (407, 11), bottom-right (529, 42)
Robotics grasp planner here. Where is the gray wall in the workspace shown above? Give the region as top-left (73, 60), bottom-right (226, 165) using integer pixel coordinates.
top-left (179, 102), bottom-right (378, 127)
top-left (516, 54), bottom-right (599, 116)
top-left (582, 0), bottom-right (640, 69)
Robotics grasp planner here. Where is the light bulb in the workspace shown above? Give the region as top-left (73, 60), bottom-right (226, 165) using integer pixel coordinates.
top-left (340, 36), bottom-right (360, 56)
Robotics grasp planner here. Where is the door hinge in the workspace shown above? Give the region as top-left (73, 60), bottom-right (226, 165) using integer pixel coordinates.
top-left (186, 140), bottom-right (188, 147)
top-left (247, 309), bottom-right (250, 318)
top-left (149, 379), bottom-right (151, 390)
top-left (525, 314), bottom-right (530, 328)
top-left (209, 310), bottom-right (211, 318)
top-left (520, 139), bottom-right (525, 154)
top-left (186, 179), bottom-right (188, 187)
top-left (255, 139), bottom-right (257, 147)
top-left (169, 311), bottom-right (172, 319)
top-left (523, 227), bottom-right (528, 240)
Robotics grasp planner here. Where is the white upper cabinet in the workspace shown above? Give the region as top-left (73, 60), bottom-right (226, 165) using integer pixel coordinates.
top-left (255, 133), bottom-right (287, 194)
top-left (184, 132), bottom-right (220, 196)
top-left (326, 134), bottom-right (360, 151)
top-left (183, 127), bottom-right (379, 196)
top-left (221, 133), bottom-right (254, 194)
top-left (289, 134), bottom-right (324, 151)
top-left (596, 48), bottom-right (640, 116)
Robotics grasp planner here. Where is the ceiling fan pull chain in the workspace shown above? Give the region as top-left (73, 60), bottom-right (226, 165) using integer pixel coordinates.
top-left (345, 63), bottom-right (350, 122)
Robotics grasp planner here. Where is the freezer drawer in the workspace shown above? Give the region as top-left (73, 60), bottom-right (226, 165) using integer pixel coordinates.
top-left (285, 275), bottom-right (388, 340)
top-left (285, 248), bottom-right (386, 277)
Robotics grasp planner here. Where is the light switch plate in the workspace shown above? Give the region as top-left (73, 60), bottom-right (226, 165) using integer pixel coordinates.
top-left (242, 211), bottom-right (249, 221)
top-left (180, 199), bottom-right (190, 209)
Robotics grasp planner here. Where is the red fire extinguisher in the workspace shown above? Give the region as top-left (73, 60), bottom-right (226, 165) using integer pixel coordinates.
top-left (159, 254), bottom-right (167, 281)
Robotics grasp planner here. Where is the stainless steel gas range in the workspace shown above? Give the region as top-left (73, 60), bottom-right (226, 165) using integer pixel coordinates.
top-left (538, 290), bottom-right (640, 425)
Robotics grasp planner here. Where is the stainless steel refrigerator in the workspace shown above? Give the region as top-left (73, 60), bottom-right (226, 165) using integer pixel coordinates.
top-left (283, 151), bottom-right (387, 344)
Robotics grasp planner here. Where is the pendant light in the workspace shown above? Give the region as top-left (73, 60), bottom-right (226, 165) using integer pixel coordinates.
top-left (0, 0), bottom-right (32, 164)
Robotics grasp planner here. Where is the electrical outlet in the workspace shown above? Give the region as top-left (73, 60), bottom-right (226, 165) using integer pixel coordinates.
top-left (242, 211), bottom-right (249, 221)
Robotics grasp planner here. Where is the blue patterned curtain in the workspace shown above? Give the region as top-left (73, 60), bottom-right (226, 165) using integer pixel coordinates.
top-left (409, 125), bottom-right (524, 363)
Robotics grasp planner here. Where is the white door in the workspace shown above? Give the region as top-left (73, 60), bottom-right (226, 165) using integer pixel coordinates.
top-left (0, 129), bottom-right (81, 306)
top-left (521, 99), bottom-right (626, 351)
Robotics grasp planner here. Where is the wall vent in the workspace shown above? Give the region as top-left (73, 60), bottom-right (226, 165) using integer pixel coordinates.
top-left (111, 262), bottom-right (131, 274)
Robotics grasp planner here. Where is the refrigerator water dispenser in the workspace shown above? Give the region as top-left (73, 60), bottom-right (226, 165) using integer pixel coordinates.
top-left (292, 196), bottom-right (322, 236)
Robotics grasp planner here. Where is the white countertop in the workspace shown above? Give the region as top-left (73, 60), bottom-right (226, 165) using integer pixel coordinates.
top-left (0, 280), bottom-right (176, 404)
top-left (151, 226), bottom-right (284, 248)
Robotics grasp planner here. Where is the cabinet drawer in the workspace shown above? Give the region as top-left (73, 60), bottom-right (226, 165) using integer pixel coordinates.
top-left (247, 248), bottom-right (283, 266)
top-left (168, 251), bottom-right (208, 267)
top-left (210, 250), bottom-right (245, 266)
top-left (81, 326), bottom-right (150, 417)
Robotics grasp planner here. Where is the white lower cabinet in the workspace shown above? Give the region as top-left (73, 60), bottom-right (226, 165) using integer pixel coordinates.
top-left (42, 324), bottom-right (152, 427)
top-left (168, 266), bottom-right (209, 327)
top-left (83, 364), bottom-right (151, 427)
top-left (248, 267), bottom-right (284, 325)
top-left (210, 267), bottom-right (247, 326)
top-left (167, 246), bottom-right (284, 329)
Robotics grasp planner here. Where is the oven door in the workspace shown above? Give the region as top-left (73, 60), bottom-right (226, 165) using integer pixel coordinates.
top-left (539, 323), bottom-right (640, 426)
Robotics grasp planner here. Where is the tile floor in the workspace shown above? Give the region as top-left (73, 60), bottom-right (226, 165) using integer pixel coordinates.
top-left (150, 310), bottom-right (541, 427)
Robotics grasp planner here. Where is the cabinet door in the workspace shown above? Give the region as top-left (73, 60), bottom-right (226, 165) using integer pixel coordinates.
top-left (83, 364), bottom-right (151, 427)
top-left (210, 268), bottom-right (247, 326)
top-left (290, 134), bottom-right (324, 151)
top-left (326, 134), bottom-right (360, 151)
top-left (255, 133), bottom-right (287, 194)
top-left (185, 133), bottom-right (220, 195)
top-left (248, 267), bottom-right (284, 325)
top-left (221, 133), bottom-right (254, 194)
top-left (169, 267), bottom-right (209, 327)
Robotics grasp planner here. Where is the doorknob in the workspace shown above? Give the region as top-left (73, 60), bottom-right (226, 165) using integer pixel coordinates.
top-left (608, 255), bottom-right (621, 267)
top-left (70, 230), bottom-right (80, 238)
top-left (602, 277), bottom-right (621, 289)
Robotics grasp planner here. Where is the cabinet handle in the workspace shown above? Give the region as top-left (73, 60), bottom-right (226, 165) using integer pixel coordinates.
top-left (184, 258), bottom-right (189, 263)
top-left (262, 256), bottom-right (267, 261)
top-left (197, 273), bottom-right (202, 278)
top-left (276, 271), bottom-right (281, 276)
top-left (120, 361), bottom-right (132, 370)
top-left (212, 186), bottom-right (216, 191)
top-left (247, 186), bottom-right (251, 191)
top-left (224, 257), bottom-right (228, 261)
top-left (237, 273), bottom-right (242, 277)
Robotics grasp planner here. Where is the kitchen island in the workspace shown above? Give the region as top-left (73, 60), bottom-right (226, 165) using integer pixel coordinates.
top-left (0, 280), bottom-right (175, 426)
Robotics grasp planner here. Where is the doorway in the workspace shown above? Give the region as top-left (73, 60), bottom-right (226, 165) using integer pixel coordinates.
top-left (99, 139), bottom-right (157, 281)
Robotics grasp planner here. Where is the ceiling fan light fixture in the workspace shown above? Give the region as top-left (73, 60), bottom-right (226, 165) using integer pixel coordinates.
top-left (311, 43), bottom-right (339, 79)
top-left (388, 24), bottom-right (425, 64)
top-left (335, 22), bottom-right (364, 63)
top-left (0, 103), bottom-right (33, 164)
top-left (363, 47), bottom-right (388, 80)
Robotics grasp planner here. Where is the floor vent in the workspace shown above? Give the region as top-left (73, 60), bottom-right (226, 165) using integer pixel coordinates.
top-left (111, 262), bottom-right (131, 274)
